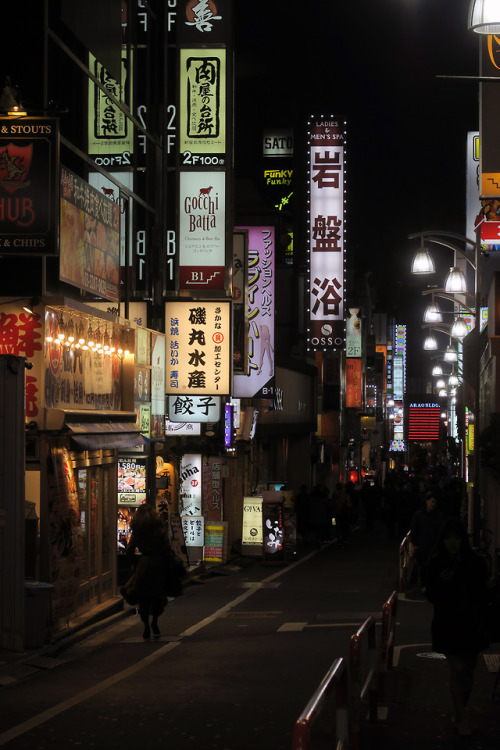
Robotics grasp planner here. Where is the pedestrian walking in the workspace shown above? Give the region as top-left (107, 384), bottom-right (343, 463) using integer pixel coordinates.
top-left (120, 503), bottom-right (172, 640)
top-left (425, 516), bottom-right (490, 736)
top-left (409, 490), bottom-right (443, 590)
top-left (331, 482), bottom-right (351, 545)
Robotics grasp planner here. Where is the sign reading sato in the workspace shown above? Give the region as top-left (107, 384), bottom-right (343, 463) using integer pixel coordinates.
top-left (407, 402), bottom-right (441, 441)
top-left (307, 117), bottom-right (346, 351)
top-left (59, 166), bottom-right (120, 301)
top-left (0, 117), bottom-right (59, 254)
top-left (166, 300), bottom-right (230, 395)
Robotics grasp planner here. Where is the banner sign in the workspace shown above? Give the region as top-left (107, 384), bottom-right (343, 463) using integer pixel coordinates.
top-left (233, 226), bottom-right (275, 399)
top-left (346, 308), bottom-right (362, 357)
top-left (307, 117), bottom-right (346, 351)
top-left (0, 302), bottom-right (43, 420)
top-left (345, 358), bottom-right (362, 409)
top-left (0, 117), bottom-right (59, 254)
top-left (60, 166), bottom-right (120, 301)
top-left (178, 171), bottom-right (226, 290)
top-left (179, 48), bottom-right (226, 160)
top-left (165, 300), bottom-right (230, 395)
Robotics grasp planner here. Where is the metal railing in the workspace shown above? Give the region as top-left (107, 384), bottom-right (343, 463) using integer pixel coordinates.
top-left (349, 616), bottom-right (378, 750)
top-left (291, 657), bottom-right (349, 750)
top-left (379, 591), bottom-right (398, 699)
top-left (399, 531), bottom-right (411, 592)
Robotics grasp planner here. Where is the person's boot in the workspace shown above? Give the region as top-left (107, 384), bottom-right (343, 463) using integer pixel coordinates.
top-left (141, 614), bottom-right (150, 640)
top-left (151, 617), bottom-right (160, 637)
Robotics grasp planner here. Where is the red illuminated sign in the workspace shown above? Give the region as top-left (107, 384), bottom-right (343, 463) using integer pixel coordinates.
top-left (407, 403), bottom-right (440, 441)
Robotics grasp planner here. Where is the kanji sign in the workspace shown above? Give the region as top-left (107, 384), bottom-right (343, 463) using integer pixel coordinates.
top-left (165, 300), bottom-right (230, 395)
top-left (307, 117), bottom-right (346, 351)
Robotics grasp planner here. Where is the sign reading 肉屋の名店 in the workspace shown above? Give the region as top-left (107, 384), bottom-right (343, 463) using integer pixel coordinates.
top-left (0, 117), bottom-right (59, 254)
top-left (165, 300), bottom-right (230, 395)
top-left (179, 49), bottom-right (226, 159)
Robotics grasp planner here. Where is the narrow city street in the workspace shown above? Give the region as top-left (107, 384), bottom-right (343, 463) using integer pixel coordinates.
top-left (0, 524), bottom-right (400, 750)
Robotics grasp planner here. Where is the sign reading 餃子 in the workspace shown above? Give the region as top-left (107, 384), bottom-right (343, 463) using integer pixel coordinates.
top-left (178, 171), bottom-right (226, 290)
top-left (59, 166), bottom-right (120, 301)
top-left (179, 48), bottom-right (226, 161)
top-left (167, 394), bottom-right (220, 422)
top-left (233, 226), bottom-right (275, 399)
top-left (165, 300), bottom-right (231, 395)
top-left (0, 117), bottom-right (59, 254)
top-left (307, 117), bottom-right (346, 351)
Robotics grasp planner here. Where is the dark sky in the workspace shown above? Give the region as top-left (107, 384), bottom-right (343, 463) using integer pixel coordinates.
top-left (234, 0), bottom-right (480, 338)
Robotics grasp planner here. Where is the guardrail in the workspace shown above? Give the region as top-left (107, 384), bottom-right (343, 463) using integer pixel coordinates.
top-left (291, 657), bottom-right (349, 750)
top-left (291, 592), bottom-right (399, 749)
top-left (379, 591), bottom-right (398, 699)
top-left (349, 616), bottom-right (378, 750)
top-left (398, 531), bottom-right (411, 592)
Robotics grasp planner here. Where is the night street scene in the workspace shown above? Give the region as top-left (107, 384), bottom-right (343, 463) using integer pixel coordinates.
top-left (1, 1), bottom-right (500, 748)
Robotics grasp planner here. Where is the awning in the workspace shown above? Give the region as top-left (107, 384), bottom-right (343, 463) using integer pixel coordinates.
top-left (68, 421), bottom-right (148, 450)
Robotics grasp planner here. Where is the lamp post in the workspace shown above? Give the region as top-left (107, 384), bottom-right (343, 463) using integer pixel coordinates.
top-left (410, 228), bottom-right (482, 545)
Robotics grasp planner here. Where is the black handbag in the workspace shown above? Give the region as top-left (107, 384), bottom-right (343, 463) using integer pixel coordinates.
top-left (164, 553), bottom-right (186, 598)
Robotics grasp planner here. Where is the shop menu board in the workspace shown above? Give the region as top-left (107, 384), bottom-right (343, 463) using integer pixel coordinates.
top-left (118, 457), bottom-right (147, 505)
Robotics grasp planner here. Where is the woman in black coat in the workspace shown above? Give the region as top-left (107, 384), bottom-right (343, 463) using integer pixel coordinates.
top-left (122, 504), bottom-right (171, 640)
top-left (425, 517), bottom-right (490, 736)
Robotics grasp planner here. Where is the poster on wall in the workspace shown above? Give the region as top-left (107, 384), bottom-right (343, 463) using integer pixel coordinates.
top-left (118, 457), bottom-right (147, 505)
top-left (60, 166), bottom-right (120, 301)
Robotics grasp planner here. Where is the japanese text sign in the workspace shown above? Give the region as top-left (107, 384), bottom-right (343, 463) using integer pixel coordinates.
top-left (307, 117), bottom-right (346, 351)
top-left (166, 300), bottom-right (231, 396)
top-left (233, 226), bottom-right (275, 399)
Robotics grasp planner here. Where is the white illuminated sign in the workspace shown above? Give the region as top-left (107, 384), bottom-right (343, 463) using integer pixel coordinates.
top-left (180, 454), bottom-right (202, 516)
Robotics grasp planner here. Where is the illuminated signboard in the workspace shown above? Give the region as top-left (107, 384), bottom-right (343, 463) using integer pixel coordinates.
top-left (480, 36), bottom-right (500, 197)
top-left (60, 166), bottom-right (120, 301)
top-left (182, 516), bottom-right (204, 547)
top-left (346, 308), bottom-right (362, 358)
top-left (180, 453), bottom-right (202, 515)
top-left (346, 358), bottom-right (362, 409)
top-left (168, 395), bottom-right (220, 422)
top-left (178, 170), bottom-right (226, 290)
top-left (118, 457), bottom-right (147, 505)
top-left (307, 116), bottom-right (346, 351)
top-left (179, 48), bottom-right (226, 160)
top-left (87, 52), bottom-right (133, 165)
top-left (165, 300), bottom-right (231, 395)
top-left (165, 417), bottom-right (201, 436)
top-left (224, 402), bottom-right (233, 449)
top-left (233, 226), bottom-right (275, 399)
top-left (151, 332), bottom-right (166, 439)
top-left (263, 129), bottom-right (293, 158)
top-left (407, 402), bottom-right (441, 441)
top-left (0, 117), bottom-right (59, 255)
top-left (242, 497), bottom-right (263, 546)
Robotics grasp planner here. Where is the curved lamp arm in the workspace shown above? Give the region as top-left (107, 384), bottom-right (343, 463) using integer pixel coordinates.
top-left (408, 230), bottom-right (477, 270)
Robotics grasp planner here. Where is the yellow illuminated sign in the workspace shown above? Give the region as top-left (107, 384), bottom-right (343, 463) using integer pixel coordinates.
top-left (179, 49), bottom-right (226, 158)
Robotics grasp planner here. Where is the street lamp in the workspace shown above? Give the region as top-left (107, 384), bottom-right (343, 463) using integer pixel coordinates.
top-left (468, 0), bottom-right (500, 34)
top-left (409, 228), bottom-right (482, 544)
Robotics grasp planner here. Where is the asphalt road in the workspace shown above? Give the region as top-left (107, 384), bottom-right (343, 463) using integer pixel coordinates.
top-left (0, 524), bottom-right (420, 750)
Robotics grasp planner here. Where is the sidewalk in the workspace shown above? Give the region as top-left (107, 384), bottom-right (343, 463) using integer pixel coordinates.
top-left (364, 588), bottom-right (500, 750)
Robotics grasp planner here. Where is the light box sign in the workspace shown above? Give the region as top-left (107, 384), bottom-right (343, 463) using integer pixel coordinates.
top-left (165, 417), bottom-right (201, 436)
top-left (346, 308), bottom-right (362, 357)
top-left (166, 300), bottom-right (230, 395)
top-left (151, 332), bottom-right (166, 439)
top-left (242, 497), bottom-right (263, 547)
top-left (408, 402), bottom-right (441, 441)
top-left (168, 395), bottom-right (220, 422)
top-left (203, 456), bottom-right (224, 521)
top-left (345, 358), bottom-right (362, 409)
top-left (233, 226), bottom-right (275, 399)
top-left (176, 0), bottom-right (232, 44)
top-left (180, 453), bottom-right (202, 516)
top-left (179, 48), bottom-right (226, 160)
top-left (307, 117), bottom-right (346, 351)
top-left (60, 166), bottom-right (120, 301)
top-left (263, 129), bottom-right (293, 158)
top-left (178, 171), bottom-right (226, 290)
top-left (182, 516), bottom-right (204, 547)
top-left (87, 52), bottom-right (133, 165)
top-left (118, 457), bottom-right (146, 505)
top-left (0, 117), bottom-right (59, 254)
